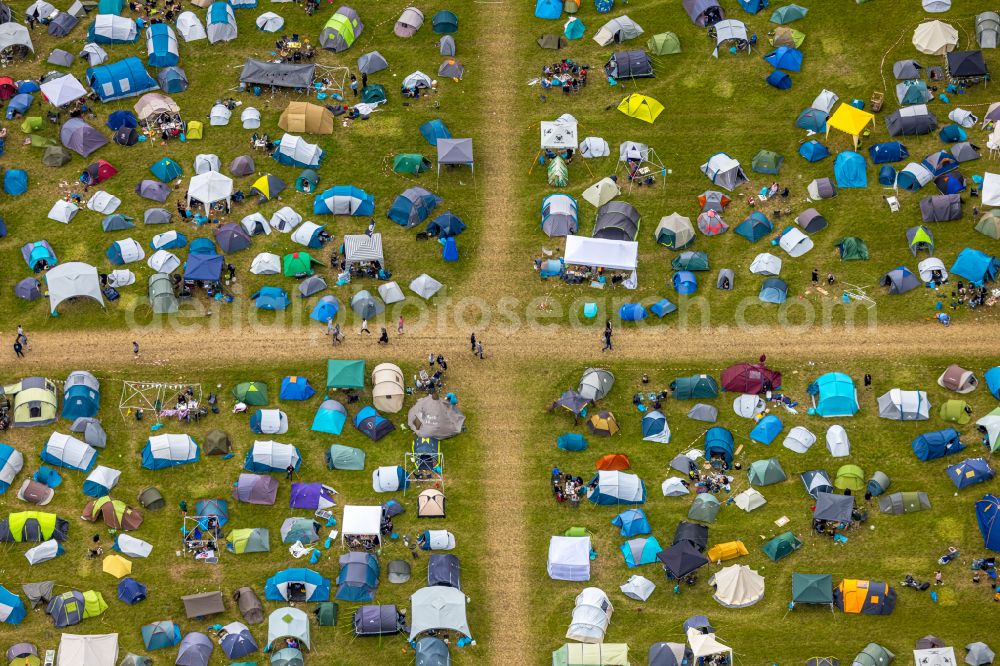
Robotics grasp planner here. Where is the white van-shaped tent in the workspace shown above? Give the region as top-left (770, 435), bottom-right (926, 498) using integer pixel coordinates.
top-left (566, 587), bottom-right (613, 643)
top-left (826, 425), bottom-right (851, 457)
top-left (548, 535), bottom-right (591, 581)
top-left (782, 426), bottom-right (816, 453)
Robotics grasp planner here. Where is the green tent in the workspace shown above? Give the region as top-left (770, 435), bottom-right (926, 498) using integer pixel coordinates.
top-left (393, 154), bottom-right (431, 174)
top-left (670, 374), bottom-right (718, 399)
top-left (326, 444), bottom-right (365, 470)
top-left (687, 493), bottom-right (720, 523)
top-left (751, 150), bottom-right (783, 175)
top-left (548, 156), bottom-right (568, 187)
top-left (233, 381), bottom-right (268, 406)
top-left (878, 491), bottom-right (930, 514)
top-left (296, 169), bottom-right (319, 193)
top-left (563, 526), bottom-right (590, 537)
top-left (748, 458), bottom-right (786, 486)
top-left (836, 236), bottom-right (869, 261)
top-left (21, 117), bottom-right (43, 133)
top-left (30, 135), bottom-right (56, 148)
top-left (771, 26), bottom-right (806, 48)
top-left (791, 573), bottom-right (833, 605)
top-left (42, 146), bottom-right (73, 167)
top-left (283, 252), bottom-right (321, 277)
top-left (940, 399), bottom-right (971, 424)
top-left (361, 84), bottom-right (386, 105)
top-left (763, 531), bottom-right (801, 561)
top-left (316, 601), bottom-right (338, 626)
top-left (853, 644), bottom-right (895, 666)
top-left (770, 3), bottom-right (808, 24)
top-left (834, 464), bottom-right (865, 492)
top-left (227, 527), bottom-right (270, 554)
top-left (647, 32), bottom-right (681, 55)
top-left (976, 211), bottom-right (1000, 240)
top-left (204, 429), bottom-right (231, 455)
top-left (326, 359), bottom-right (365, 389)
top-left (671, 251), bottom-right (709, 271)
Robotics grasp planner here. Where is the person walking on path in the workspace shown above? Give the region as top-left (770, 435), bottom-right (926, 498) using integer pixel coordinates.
top-left (360, 319), bottom-right (370, 335)
top-left (133, 341), bottom-right (140, 358)
top-left (476, 341), bottom-right (484, 359)
top-left (326, 317), bottom-right (334, 336)
top-left (470, 332), bottom-right (477, 352)
top-left (13, 340), bottom-right (24, 358)
top-left (378, 327), bottom-right (389, 345)
top-left (331, 323), bottom-right (342, 345)
top-left (602, 328), bottom-right (613, 352)
top-left (397, 316), bottom-right (404, 335)
top-left (16, 325), bottom-right (29, 351)
top-left (350, 74), bottom-right (358, 97)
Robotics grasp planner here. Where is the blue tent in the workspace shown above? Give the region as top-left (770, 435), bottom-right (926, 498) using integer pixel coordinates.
top-left (759, 277), bottom-right (787, 304)
top-left (280, 376), bottom-right (315, 401)
top-left (740, 0), bottom-right (769, 13)
top-left (951, 248), bottom-right (999, 286)
top-left (311, 185), bottom-right (375, 216)
top-left (673, 271), bottom-right (697, 295)
top-left (947, 458), bottom-right (994, 489)
top-left (650, 298), bottom-right (676, 317)
top-left (387, 188), bottom-right (441, 227)
top-left (188, 238), bottom-right (217, 254)
top-left (3, 169), bottom-right (27, 196)
top-left (354, 405), bottom-right (395, 442)
top-left (0, 585), bottom-right (25, 625)
top-left (150, 157), bottom-right (182, 182)
top-left (335, 553), bottom-right (379, 602)
top-left (184, 253), bottom-right (223, 282)
top-left (83, 473), bottom-right (115, 497)
top-left (117, 578), bottom-right (147, 605)
top-left (23, 241), bottom-right (57, 270)
top-left (141, 436), bottom-right (199, 470)
top-left (107, 110), bottom-right (137, 130)
top-left (619, 303), bottom-right (647, 321)
top-left (621, 536), bottom-right (662, 568)
top-left (807, 372), bottom-right (859, 417)
top-left (420, 118), bottom-right (452, 146)
top-left (158, 67), bottom-right (187, 94)
top-left (252, 287), bottom-right (290, 310)
top-left (976, 494), bottom-right (1000, 551)
top-left (704, 427), bottom-right (734, 465)
top-left (935, 172), bottom-right (965, 194)
top-left (312, 400), bottom-right (347, 435)
top-left (736, 211), bottom-right (772, 242)
top-left (612, 508), bottom-right (651, 537)
top-left (595, 0), bottom-right (613, 12)
top-left (750, 414), bottom-right (783, 445)
top-left (63, 386), bottom-right (99, 421)
top-left (796, 108), bottom-right (827, 132)
top-left (878, 166), bottom-right (897, 186)
top-left (897, 163), bottom-right (931, 191)
top-left (985, 366), bottom-right (1000, 399)
top-left (17, 81), bottom-right (39, 94)
top-left (86, 57), bottom-right (158, 101)
top-left (564, 17), bottom-right (585, 39)
top-left (587, 472), bottom-right (646, 505)
top-left (869, 142), bottom-right (908, 164)
top-left (442, 236), bottom-right (459, 262)
top-left (939, 124), bottom-right (967, 143)
top-left (41, 437), bottom-right (97, 472)
top-left (799, 140), bottom-right (829, 162)
top-left (911, 428), bottom-right (964, 461)
top-left (98, 0), bottom-right (124, 14)
top-left (535, 0), bottom-right (562, 19)
top-left (766, 70), bottom-right (792, 90)
top-left (922, 150), bottom-right (959, 176)
top-left (764, 46), bottom-right (802, 72)
top-left (0, 445), bottom-right (20, 494)
top-left (557, 433), bottom-right (587, 451)
top-left (310, 295), bottom-right (340, 323)
top-left (150, 231), bottom-right (186, 250)
top-left (834, 151), bottom-right (868, 188)
top-left (266, 568), bottom-right (330, 601)
top-left (142, 621), bottom-right (181, 650)
top-left (6, 93), bottom-right (32, 119)
top-left (146, 23), bottom-right (178, 67)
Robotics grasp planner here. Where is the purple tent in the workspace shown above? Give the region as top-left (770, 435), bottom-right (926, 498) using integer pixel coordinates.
top-left (136, 179), bottom-right (172, 202)
top-left (232, 474), bottom-right (278, 505)
top-left (289, 482), bottom-right (336, 510)
top-left (60, 118), bottom-right (108, 157)
top-left (183, 253), bottom-right (223, 282)
top-left (353, 604), bottom-right (402, 636)
top-left (15, 277), bottom-right (42, 300)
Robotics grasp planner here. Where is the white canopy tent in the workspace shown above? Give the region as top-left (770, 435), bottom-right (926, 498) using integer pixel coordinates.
top-left (341, 505), bottom-right (382, 545)
top-left (981, 172), bottom-right (1000, 206)
top-left (564, 235), bottom-right (638, 271)
top-left (41, 74), bottom-right (88, 107)
top-left (687, 628), bottom-right (732, 662)
top-left (188, 171), bottom-right (233, 214)
top-left (57, 634), bottom-right (118, 666)
top-left (408, 586), bottom-right (471, 641)
top-left (541, 114), bottom-right (578, 150)
top-left (548, 535), bottom-right (591, 581)
top-left (46, 262), bottom-right (104, 314)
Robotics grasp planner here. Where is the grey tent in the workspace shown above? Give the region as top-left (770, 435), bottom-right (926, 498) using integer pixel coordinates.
top-left (15, 278), bottom-right (42, 301)
top-left (120, 654), bottom-right (152, 666)
top-left (796, 208), bottom-right (827, 233)
top-left (701, 153), bottom-right (748, 191)
top-left (807, 178), bottom-right (837, 200)
top-left (388, 559), bottom-right (411, 584)
top-left (439, 34), bottom-right (455, 56)
top-left (579, 367), bottom-right (614, 401)
top-left (26, 0), bottom-right (56, 20)
top-left (877, 389), bottom-right (930, 419)
top-left (357, 51), bottom-right (388, 75)
top-left (182, 592), bottom-right (225, 619)
top-left (239, 59), bottom-right (315, 89)
top-left (537, 34), bottom-right (566, 49)
top-left (920, 194), bottom-right (962, 221)
top-left (593, 15), bottom-right (644, 46)
top-left (71, 417), bottom-right (106, 448)
top-left (22, 581), bottom-right (54, 608)
top-left (716, 268), bottom-right (734, 290)
top-left (351, 290), bottom-right (384, 318)
top-left (594, 202), bottom-right (639, 241)
top-left (136, 180), bottom-right (171, 202)
top-left (684, 0), bottom-right (724, 26)
top-left (0, 23), bottom-right (32, 57)
top-left (408, 586), bottom-right (470, 641)
top-left (893, 59), bottom-right (923, 79)
top-left (353, 605), bottom-right (403, 636)
top-left (143, 208), bottom-right (171, 225)
top-left (48, 12), bottom-right (78, 37)
top-left (79, 43), bottom-right (107, 66)
top-left (436, 138), bottom-right (473, 175)
top-left (320, 5), bottom-right (363, 51)
top-left (215, 223), bottom-right (251, 253)
top-left (60, 118), bottom-right (108, 157)
top-left (394, 7), bottom-right (423, 38)
top-left (378, 282), bottom-right (404, 304)
top-left (881, 267), bottom-right (920, 294)
top-left (907, 225), bottom-right (935, 254)
top-left (48, 48), bottom-right (74, 66)
top-left (606, 50), bottom-right (653, 78)
top-left (137, 486), bottom-right (165, 510)
top-left (700, 191), bottom-right (729, 212)
top-left (879, 491), bottom-right (931, 514)
top-left (410, 274), bottom-right (443, 300)
top-left (229, 155), bottom-right (255, 177)
top-left (408, 394), bottom-right (465, 438)
top-left (427, 554), bottom-right (460, 589)
top-left (802, 469), bottom-right (834, 498)
top-left (671, 453), bottom-right (698, 474)
top-left (951, 141), bottom-right (980, 162)
top-left (416, 637), bottom-right (450, 666)
top-left (887, 105), bottom-right (938, 136)
top-left (542, 194), bottom-right (578, 237)
top-left (176, 631), bottom-right (213, 666)
top-left (0, 1), bottom-right (12, 23)
top-left (977, 12), bottom-right (1000, 49)
top-left (854, 644), bottom-right (894, 666)
top-left (438, 59), bottom-right (463, 79)
top-left (814, 492), bottom-right (854, 522)
top-left (966, 642), bottom-right (994, 666)
top-left (233, 587), bottom-right (264, 624)
top-left (42, 146), bottom-right (72, 167)
top-left (102, 214), bottom-right (133, 232)
top-left (298, 275), bottom-right (327, 297)
top-left (687, 404), bottom-right (718, 422)
top-left (868, 471), bottom-right (891, 496)
top-left (157, 66), bottom-right (187, 94)
top-left (203, 429), bottom-right (230, 455)
top-left (650, 643), bottom-right (691, 666)
top-left (655, 213), bottom-right (695, 249)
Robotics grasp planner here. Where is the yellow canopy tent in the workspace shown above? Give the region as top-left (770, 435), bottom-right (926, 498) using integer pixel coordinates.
top-left (706, 540), bottom-right (749, 562)
top-left (102, 554), bottom-right (132, 578)
top-left (826, 104), bottom-right (874, 148)
top-left (617, 94), bottom-right (664, 124)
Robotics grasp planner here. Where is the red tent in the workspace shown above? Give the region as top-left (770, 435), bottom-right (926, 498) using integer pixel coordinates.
top-left (721, 361), bottom-right (781, 394)
top-left (0, 77), bottom-right (16, 101)
top-left (82, 159), bottom-right (118, 185)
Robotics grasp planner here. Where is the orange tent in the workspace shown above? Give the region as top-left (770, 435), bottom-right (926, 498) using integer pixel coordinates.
top-left (706, 540), bottom-right (749, 563)
top-left (596, 453), bottom-right (631, 471)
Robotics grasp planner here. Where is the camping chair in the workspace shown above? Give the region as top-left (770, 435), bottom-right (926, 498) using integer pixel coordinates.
top-left (870, 91), bottom-right (884, 112)
top-left (884, 195), bottom-right (900, 212)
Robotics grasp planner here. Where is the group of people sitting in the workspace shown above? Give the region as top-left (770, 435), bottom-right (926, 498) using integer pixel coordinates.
top-left (274, 34), bottom-right (316, 63)
top-left (128, 0), bottom-right (182, 23)
top-left (688, 467), bottom-right (732, 494)
top-left (414, 354), bottom-right (449, 393)
top-left (551, 469), bottom-right (590, 505)
top-left (541, 59), bottom-right (589, 93)
top-left (948, 282), bottom-right (998, 311)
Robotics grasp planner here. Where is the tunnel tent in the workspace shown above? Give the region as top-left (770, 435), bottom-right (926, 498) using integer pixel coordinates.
top-left (206, 1), bottom-right (237, 43)
top-left (878, 389), bottom-right (931, 420)
top-left (394, 7), bottom-right (423, 37)
top-left (141, 433), bottom-right (198, 469)
top-left (321, 6), bottom-right (363, 52)
top-left (85, 57), bottom-right (157, 102)
top-left (887, 105), bottom-right (939, 136)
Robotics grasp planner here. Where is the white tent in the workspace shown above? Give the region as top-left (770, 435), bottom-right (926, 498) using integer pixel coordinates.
top-left (25, 539), bottom-right (61, 564)
top-left (147, 249), bottom-right (181, 274)
top-left (826, 425), bottom-right (851, 457)
top-left (151, 230), bottom-right (184, 251)
top-left (254, 409), bottom-right (288, 434)
top-left (188, 171), bottom-right (233, 213)
top-left (566, 587), bottom-right (613, 643)
top-left (0, 448), bottom-right (23, 490)
top-left (107, 270), bottom-right (134, 288)
top-left (41, 74), bottom-right (88, 107)
top-left (268, 608), bottom-right (310, 651)
top-left (57, 634), bottom-right (118, 666)
top-left (87, 192), bottom-right (121, 214)
top-left (593, 15), bottom-right (643, 47)
top-left (274, 133), bottom-right (323, 167)
top-left (372, 363), bottom-right (405, 413)
top-left (241, 107), bottom-right (261, 129)
top-left (0, 23), bottom-right (33, 55)
top-left (712, 19), bottom-right (749, 57)
top-left (582, 177), bottom-right (621, 207)
top-left (710, 564), bottom-right (765, 608)
top-left (92, 15), bottom-right (138, 42)
top-left (176, 11), bottom-right (206, 41)
top-left (948, 108), bottom-right (977, 128)
top-left (410, 274), bottom-right (443, 300)
top-left (115, 534), bottom-right (153, 558)
top-left (193, 153), bottom-right (221, 174)
top-left (47, 262), bottom-right (104, 314)
top-left (782, 426), bottom-right (816, 453)
top-left (914, 647), bottom-right (957, 666)
top-left (85, 465), bottom-right (120, 491)
top-left (548, 535), bottom-right (591, 581)
top-left (341, 505), bottom-right (381, 544)
top-left (918, 257), bottom-right (948, 282)
top-left (373, 466), bottom-right (405, 492)
top-left (733, 394), bottom-right (764, 419)
top-left (779, 228), bottom-right (814, 257)
top-left (409, 586), bottom-right (471, 641)
top-left (877, 389), bottom-right (931, 420)
top-left (146, 433), bottom-right (197, 463)
top-left (912, 20), bottom-right (958, 55)
top-left (541, 114), bottom-right (578, 150)
top-left (291, 221), bottom-right (324, 247)
top-left (589, 471), bottom-right (645, 503)
top-left (687, 628), bottom-right (732, 661)
top-left (620, 575), bottom-right (655, 601)
top-left (248, 440), bottom-right (300, 469)
top-left (241, 212), bottom-right (271, 236)
top-left (209, 103), bottom-right (232, 126)
top-left (250, 252), bottom-right (281, 275)
top-left (423, 530), bottom-right (456, 550)
top-left (564, 235), bottom-right (638, 271)
top-left (749, 252), bottom-right (782, 276)
top-left (923, 0), bottom-right (951, 12)
top-left (982, 173), bottom-right (1000, 206)
top-left (270, 206), bottom-right (302, 232)
top-left (48, 199), bottom-right (80, 223)
top-left (256, 11), bottom-right (284, 32)
top-left (977, 411), bottom-right (1000, 450)
top-left (580, 136), bottom-right (610, 158)
top-left (109, 238), bottom-right (144, 264)
top-left (661, 477), bottom-right (690, 497)
top-left (378, 281), bottom-right (405, 304)
top-left (734, 488), bottom-right (766, 512)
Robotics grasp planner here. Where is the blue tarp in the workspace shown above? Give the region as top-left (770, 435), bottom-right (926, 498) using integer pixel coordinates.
top-left (950, 248), bottom-right (999, 286)
top-left (834, 151), bottom-right (868, 188)
top-left (911, 428), bottom-right (964, 461)
top-left (86, 57), bottom-right (157, 101)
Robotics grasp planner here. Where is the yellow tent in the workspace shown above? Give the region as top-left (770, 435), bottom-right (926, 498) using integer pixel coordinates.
top-left (826, 104), bottom-right (874, 148)
top-left (186, 121), bottom-right (203, 140)
top-left (102, 554), bottom-right (132, 578)
top-left (706, 540), bottom-right (749, 563)
top-left (617, 94), bottom-right (664, 124)
top-left (278, 101), bottom-right (334, 135)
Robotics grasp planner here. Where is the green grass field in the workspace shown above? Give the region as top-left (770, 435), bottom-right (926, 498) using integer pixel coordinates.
top-left (0, 1), bottom-right (485, 331)
top-left (511, 0), bottom-right (1000, 328)
top-left (523, 354), bottom-right (999, 664)
top-left (0, 357), bottom-right (488, 664)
